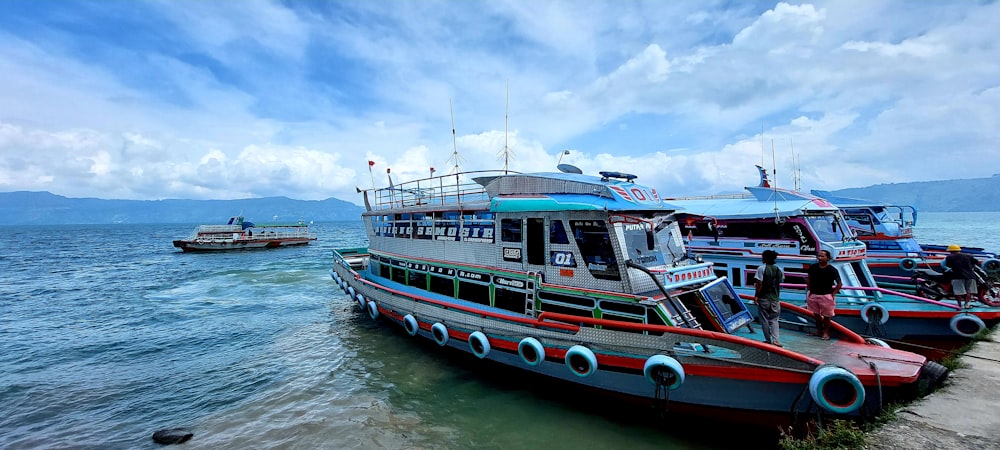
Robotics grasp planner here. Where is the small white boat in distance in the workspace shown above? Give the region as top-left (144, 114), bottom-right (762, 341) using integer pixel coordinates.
top-left (172, 215), bottom-right (316, 252)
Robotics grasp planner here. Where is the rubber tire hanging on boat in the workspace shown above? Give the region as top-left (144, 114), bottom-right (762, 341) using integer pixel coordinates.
top-left (949, 313), bottom-right (986, 338)
top-left (643, 355), bottom-right (685, 390)
top-left (565, 345), bottom-right (598, 378)
top-left (403, 314), bottom-right (419, 336)
top-left (348, 286), bottom-right (356, 299)
top-left (860, 302), bottom-right (890, 325)
top-left (355, 293), bottom-right (366, 310)
top-left (518, 337), bottom-right (545, 367)
top-left (366, 300), bottom-right (379, 320)
top-left (899, 258), bottom-right (919, 271)
top-left (983, 258), bottom-right (1000, 274)
top-left (808, 364), bottom-right (866, 414)
top-left (468, 331), bottom-right (491, 359)
top-left (431, 322), bottom-right (449, 346)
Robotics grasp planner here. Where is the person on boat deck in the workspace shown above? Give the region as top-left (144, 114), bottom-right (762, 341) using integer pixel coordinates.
top-left (945, 244), bottom-right (980, 309)
top-left (753, 250), bottom-right (784, 347)
top-left (806, 250), bottom-right (842, 340)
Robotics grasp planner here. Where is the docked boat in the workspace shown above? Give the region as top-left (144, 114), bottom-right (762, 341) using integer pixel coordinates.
top-left (331, 165), bottom-right (943, 422)
top-left (172, 215), bottom-right (316, 252)
top-left (666, 167), bottom-right (1000, 341)
top-left (808, 192), bottom-right (1000, 297)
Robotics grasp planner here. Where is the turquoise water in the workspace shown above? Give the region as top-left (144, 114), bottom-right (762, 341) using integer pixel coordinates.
top-left (2, 213), bottom-right (994, 449)
top-left (1, 222), bottom-right (742, 449)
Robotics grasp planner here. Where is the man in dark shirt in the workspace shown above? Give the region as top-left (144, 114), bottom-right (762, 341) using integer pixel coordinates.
top-left (806, 250), bottom-right (842, 340)
top-left (944, 245), bottom-right (979, 309)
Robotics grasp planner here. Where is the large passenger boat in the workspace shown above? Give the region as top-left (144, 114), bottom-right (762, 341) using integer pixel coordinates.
top-left (667, 167), bottom-right (1000, 341)
top-left (331, 165), bottom-right (943, 422)
top-left (172, 215), bottom-right (317, 252)
top-left (808, 192), bottom-right (1000, 278)
top-left (807, 192), bottom-right (1000, 301)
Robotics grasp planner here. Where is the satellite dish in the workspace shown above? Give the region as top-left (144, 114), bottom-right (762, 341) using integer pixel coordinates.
top-left (557, 164), bottom-right (583, 174)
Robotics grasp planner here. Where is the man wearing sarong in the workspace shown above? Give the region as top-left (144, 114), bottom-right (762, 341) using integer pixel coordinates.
top-left (806, 250), bottom-right (842, 340)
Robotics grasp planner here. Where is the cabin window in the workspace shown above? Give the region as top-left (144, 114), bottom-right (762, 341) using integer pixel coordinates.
top-left (391, 265), bottom-right (408, 285)
top-left (407, 269), bottom-right (426, 288)
top-left (501, 218), bottom-right (522, 242)
top-left (414, 213), bottom-right (433, 240)
top-left (570, 220), bottom-right (620, 281)
top-left (538, 291), bottom-right (596, 309)
top-left (527, 218), bottom-right (545, 265)
top-left (458, 279), bottom-right (490, 306)
top-left (549, 220), bottom-right (569, 244)
top-left (461, 211), bottom-right (495, 243)
top-left (378, 261), bottom-right (390, 279)
top-left (540, 301), bottom-right (593, 318)
top-left (429, 273), bottom-right (455, 297)
top-left (494, 286), bottom-right (526, 313)
top-left (621, 221), bottom-right (665, 267)
top-left (433, 212), bottom-right (460, 241)
top-left (806, 216), bottom-right (847, 243)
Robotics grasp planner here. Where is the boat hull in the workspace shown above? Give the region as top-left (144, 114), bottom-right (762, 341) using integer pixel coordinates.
top-left (172, 238), bottom-right (313, 252)
top-left (331, 253), bottom-right (927, 421)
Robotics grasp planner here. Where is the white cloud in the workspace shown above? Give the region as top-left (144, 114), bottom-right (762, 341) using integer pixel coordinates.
top-left (0, 0), bottom-right (998, 205)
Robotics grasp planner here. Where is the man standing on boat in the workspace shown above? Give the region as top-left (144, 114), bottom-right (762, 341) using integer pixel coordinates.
top-left (806, 250), bottom-right (842, 340)
top-left (754, 250), bottom-right (784, 347)
top-left (945, 244), bottom-right (979, 309)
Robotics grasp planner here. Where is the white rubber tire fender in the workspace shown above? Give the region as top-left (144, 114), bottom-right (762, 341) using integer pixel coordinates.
top-left (468, 331), bottom-right (491, 359)
top-left (860, 302), bottom-right (890, 325)
top-left (518, 337), bottom-right (545, 367)
top-left (403, 314), bottom-right (419, 336)
top-left (565, 345), bottom-right (598, 378)
top-left (899, 258), bottom-right (918, 271)
top-left (808, 364), bottom-right (866, 414)
top-left (366, 300), bottom-right (379, 320)
top-left (431, 322), bottom-right (449, 346)
top-left (643, 355), bottom-right (685, 390)
top-left (950, 313), bottom-right (986, 338)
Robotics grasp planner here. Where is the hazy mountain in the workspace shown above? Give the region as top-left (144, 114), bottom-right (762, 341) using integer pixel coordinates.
top-left (821, 174), bottom-right (1000, 212)
top-left (0, 191), bottom-right (365, 225)
top-left (3, 174), bottom-right (997, 225)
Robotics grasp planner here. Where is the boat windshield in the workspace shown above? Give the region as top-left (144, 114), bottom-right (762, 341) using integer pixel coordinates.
top-left (805, 214), bottom-right (850, 243)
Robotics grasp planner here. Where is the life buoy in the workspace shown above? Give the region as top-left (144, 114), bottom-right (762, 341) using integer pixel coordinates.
top-left (518, 337), bottom-right (545, 367)
top-left (865, 337), bottom-right (891, 348)
top-left (431, 322), bottom-right (449, 346)
top-left (643, 355), bottom-right (685, 390)
top-left (565, 345), bottom-right (598, 378)
top-left (468, 331), bottom-right (491, 359)
top-left (949, 313), bottom-right (986, 338)
top-left (403, 314), bottom-right (419, 336)
top-left (860, 302), bottom-right (890, 325)
top-left (899, 258), bottom-right (918, 271)
top-left (808, 365), bottom-right (866, 414)
top-left (366, 300), bottom-right (380, 320)
top-left (983, 258), bottom-right (1000, 274)
top-left (355, 293), bottom-right (366, 310)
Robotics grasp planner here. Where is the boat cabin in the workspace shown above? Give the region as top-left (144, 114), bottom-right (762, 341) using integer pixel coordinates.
top-left (359, 170), bottom-right (755, 335)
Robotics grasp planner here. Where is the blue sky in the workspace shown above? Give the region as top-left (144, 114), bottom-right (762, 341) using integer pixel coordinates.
top-left (1, 1), bottom-right (999, 204)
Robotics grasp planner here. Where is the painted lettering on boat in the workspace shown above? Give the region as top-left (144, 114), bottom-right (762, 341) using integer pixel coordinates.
top-left (493, 276), bottom-right (526, 289)
top-left (550, 251), bottom-right (576, 267)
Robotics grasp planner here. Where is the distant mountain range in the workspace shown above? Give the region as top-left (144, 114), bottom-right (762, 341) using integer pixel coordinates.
top-left (822, 174), bottom-right (1000, 212)
top-left (0, 191), bottom-right (364, 225)
top-left (1, 174), bottom-right (997, 225)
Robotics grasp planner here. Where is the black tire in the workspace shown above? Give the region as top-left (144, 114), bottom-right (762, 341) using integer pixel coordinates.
top-left (979, 285), bottom-right (1000, 307)
top-left (917, 281), bottom-right (945, 300)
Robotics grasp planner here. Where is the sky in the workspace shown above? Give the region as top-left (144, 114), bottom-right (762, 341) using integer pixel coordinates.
top-left (1, 1), bottom-right (999, 205)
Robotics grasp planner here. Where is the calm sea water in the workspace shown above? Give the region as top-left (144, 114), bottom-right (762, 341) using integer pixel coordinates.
top-left (1, 212), bottom-right (996, 449)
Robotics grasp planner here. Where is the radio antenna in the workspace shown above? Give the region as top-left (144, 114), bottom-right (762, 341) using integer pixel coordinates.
top-left (447, 98), bottom-right (464, 174)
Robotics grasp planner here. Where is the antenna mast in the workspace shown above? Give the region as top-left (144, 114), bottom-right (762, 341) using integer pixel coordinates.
top-left (448, 98), bottom-right (464, 174)
top-left (497, 80), bottom-right (515, 173)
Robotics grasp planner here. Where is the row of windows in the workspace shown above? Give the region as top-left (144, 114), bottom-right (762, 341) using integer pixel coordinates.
top-left (370, 255), bottom-right (665, 331)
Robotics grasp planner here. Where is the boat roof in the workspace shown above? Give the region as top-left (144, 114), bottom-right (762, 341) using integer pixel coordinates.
top-left (478, 171), bottom-right (683, 213)
top-left (668, 186), bottom-right (839, 219)
top-left (810, 190), bottom-right (917, 211)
